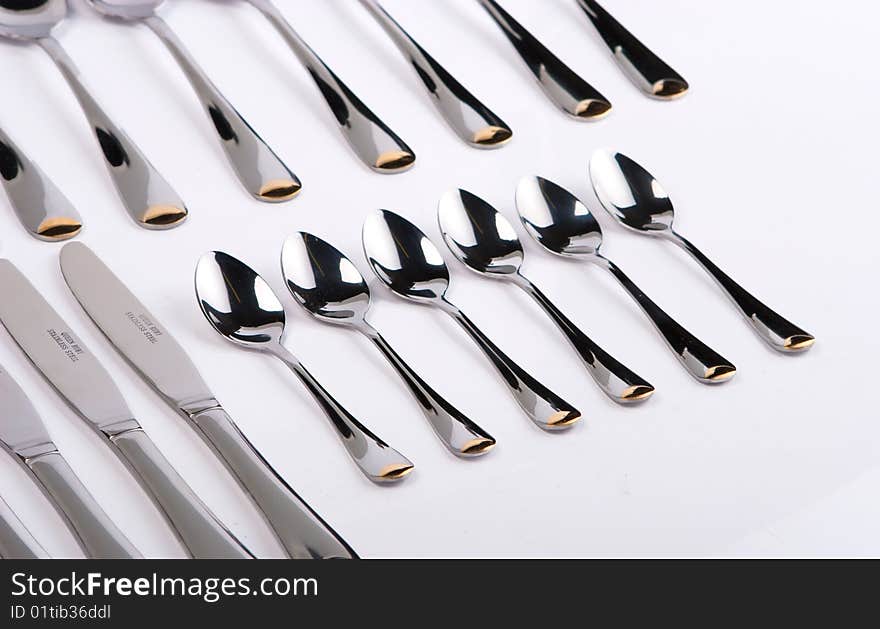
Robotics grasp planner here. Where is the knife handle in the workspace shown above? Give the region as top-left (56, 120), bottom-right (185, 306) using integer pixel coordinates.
top-left (109, 428), bottom-right (254, 559)
top-left (25, 451), bottom-right (142, 559)
top-left (0, 495), bottom-right (49, 559)
top-left (189, 406), bottom-right (357, 559)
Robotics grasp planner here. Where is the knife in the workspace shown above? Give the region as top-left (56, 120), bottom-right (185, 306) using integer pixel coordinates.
top-left (0, 495), bottom-right (49, 559)
top-left (0, 259), bottom-right (253, 559)
top-left (0, 363), bottom-right (141, 559)
top-left (59, 242), bottom-right (357, 559)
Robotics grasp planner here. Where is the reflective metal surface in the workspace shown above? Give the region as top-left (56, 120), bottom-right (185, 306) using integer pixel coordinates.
top-left (516, 176), bottom-right (737, 383)
top-left (358, 0), bottom-right (511, 148)
top-left (438, 188), bottom-right (654, 403)
top-left (0, 495), bottom-right (48, 559)
top-left (0, 260), bottom-right (254, 558)
top-left (281, 232), bottom-right (496, 457)
top-left (362, 210), bottom-right (581, 430)
top-left (88, 0), bottom-right (300, 201)
top-left (575, 0), bottom-right (688, 99)
top-left (589, 150), bottom-right (814, 352)
top-left (0, 0), bottom-right (188, 229)
top-left (195, 251), bottom-right (414, 483)
top-left (475, 0), bottom-right (611, 120)
top-left (60, 243), bottom-right (356, 558)
top-left (247, 0), bottom-right (415, 173)
top-left (0, 363), bottom-right (141, 558)
top-left (0, 124), bottom-right (82, 241)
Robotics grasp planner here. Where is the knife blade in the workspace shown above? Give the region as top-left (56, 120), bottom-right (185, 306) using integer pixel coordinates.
top-left (59, 242), bottom-right (357, 559)
top-left (0, 495), bottom-right (49, 559)
top-left (0, 259), bottom-right (253, 559)
top-left (0, 364), bottom-right (141, 558)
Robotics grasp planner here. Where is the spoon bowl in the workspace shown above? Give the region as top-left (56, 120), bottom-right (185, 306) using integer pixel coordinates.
top-left (0, 0), bottom-right (65, 40)
top-left (362, 209), bottom-right (450, 303)
top-left (515, 176), bottom-right (603, 257)
top-left (281, 233), bottom-right (371, 327)
top-left (589, 150), bottom-right (674, 233)
top-left (438, 189), bottom-right (523, 277)
top-left (88, 0), bottom-right (163, 19)
top-left (195, 251), bottom-right (286, 348)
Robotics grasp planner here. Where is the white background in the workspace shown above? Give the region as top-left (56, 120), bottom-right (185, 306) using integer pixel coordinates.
top-left (0, 0), bottom-right (876, 558)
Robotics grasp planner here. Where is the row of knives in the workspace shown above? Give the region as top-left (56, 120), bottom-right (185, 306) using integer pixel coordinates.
top-left (0, 244), bottom-right (356, 559)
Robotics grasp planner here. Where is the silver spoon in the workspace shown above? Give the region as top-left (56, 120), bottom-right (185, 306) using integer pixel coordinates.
top-left (87, 0), bottom-right (300, 202)
top-left (476, 0), bottom-right (611, 120)
top-left (516, 176), bottom-right (736, 384)
top-left (281, 232), bottom-right (496, 457)
top-left (0, 0), bottom-right (187, 228)
top-left (0, 124), bottom-right (82, 241)
top-left (245, 0), bottom-right (415, 173)
top-left (195, 251), bottom-right (414, 484)
top-left (439, 188), bottom-right (654, 404)
top-left (589, 150), bottom-right (815, 353)
top-left (362, 210), bottom-right (581, 431)
top-left (358, 0), bottom-right (512, 148)
top-left (575, 0), bottom-right (689, 100)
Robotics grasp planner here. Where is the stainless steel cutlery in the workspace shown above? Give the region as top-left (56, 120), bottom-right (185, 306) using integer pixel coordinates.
top-left (358, 0), bottom-right (512, 148)
top-left (88, 0), bottom-right (301, 202)
top-left (589, 150), bottom-right (814, 352)
top-left (0, 363), bottom-right (141, 558)
top-left (0, 495), bottom-right (49, 559)
top-left (438, 188), bottom-right (654, 403)
top-left (60, 242), bottom-right (357, 558)
top-left (0, 0), bottom-right (188, 229)
top-left (362, 209), bottom-right (581, 430)
top-left (281, 232), bottom-right (496, 456)
top-left (0, 125), bottom-right (82, 241)
top-left (475, 0), bottom-right (611, 120)
top-left (0, 260), bottom-right (253, 558)
top-left (515, 176), bottom-right (736, 384)
top-left (195, 251), bottom-right (414, 483)
top-left (247, 0), bottom-right (415, 174)
top-left (575, 0), bottom-right (688, 99)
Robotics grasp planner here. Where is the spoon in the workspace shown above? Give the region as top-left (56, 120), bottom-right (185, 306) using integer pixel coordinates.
top-left (195, 251), bottom-right (413, 483)
top-left (362, 210), bottom-right (581, 431)
top-left (438, 188), bottom-right (654, 404)
top-left (282, 232), bottom-right (496, 457)
top-left (516, 176), bottom-right (736, 384)
top-left (87, 0), bottom-right (300, 201)
top-left (0, 124), bottom-right (82, 241)
top-left (575, 0), bottom-right (688, 99)
top-left (358, 0), bottom-right (512, 148)
top-left (589, 150), bottom-right (814, 353)
top-left (475, 0), bottom-right (611, 120)
top-left (0, 0), bottom-right (187, 229)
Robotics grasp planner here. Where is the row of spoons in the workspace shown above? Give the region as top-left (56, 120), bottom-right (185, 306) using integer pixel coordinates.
top-left (194, 150), bottom-right (813, 483)
top-left (1, 0), bottom-right (687, 241)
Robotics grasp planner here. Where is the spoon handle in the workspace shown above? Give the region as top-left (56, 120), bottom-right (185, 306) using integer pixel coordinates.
top-left (575, 0), bottom-right (689, 99)
top-left (248, 0), bottom-right (415, 173)
top-left (363, 324), bottom-right (496, 456)
top-left (143, 16), bottom-right (301, 202)
top-left (597, 256), bottom-right (737, 383)
top-left (441, 299), bottom-right (581, 431)
top-left (667, 233), bottom-right (814, 352)
top-left (358, 0), bottom-right (512, 148)
top-left (24, 450), bottom-right (142, 559)
top-left (514, 274), bottom-right (655, 403)
top-left (37, 37), bottom-right (187, 230)
top-left (475, 0), bottom-right (611, 119)
top-left (271, 345), bottom-right (414, 483)
top-left (0, 495), bottom-right (50, 559)
top-left (0, 126), bottom-right (82, 241)
top-left (109, 427), bottom-right (254, 558)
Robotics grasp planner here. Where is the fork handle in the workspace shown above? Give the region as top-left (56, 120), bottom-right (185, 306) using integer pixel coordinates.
top-left (667, 232), bottom-right (814, 352)
top-left (37, 36), bottom-right (187, 229)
